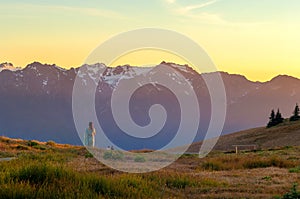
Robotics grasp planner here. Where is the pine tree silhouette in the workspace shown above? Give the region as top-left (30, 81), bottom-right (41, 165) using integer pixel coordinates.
top-left (267, 109), bottom-right (276, 128)
top-left (270, 110), bottom-right (275, 121)
top-left (267, 108), bottom-right (284, 128)
top-left (294, 103), bottom-right (300, 118)
top-left (290, 103), bottom-right (300, 121)
top-left (275, 109), bottom-right (284, 123)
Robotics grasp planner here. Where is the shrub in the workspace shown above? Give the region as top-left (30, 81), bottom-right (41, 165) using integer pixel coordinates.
top-left (166, 177), bottom-right (190, 189)
top-left (85, 152), bottom-right (94, 158)
top-left (103, 150), bottom-right (124, 160)
top-left (280, 184), bottom-right (300, 199)
top-left (11, 164), bottom-right (73, 185)
top-left (202, 161), bottom-right (222, 171)
top-left (134, 155), bottom-right (146, 163)
top-left (86, 176), bottom-right (112, 196)
top-left (243, 157), bottom-right (295, 169)
top-left (289, 167), bottom-right (300, 173)
top-left (113, 151), bottom-right (124, 160)
top-left (103, 151), bottom-right (112, 159)
top-left (32, 145), bottom-right (47, 150)
top-left (16, 145), bottom-right (29, 150)
top-left (27, 141), bottom-right (39, 147)
top-left (243, 159), bottom-right (271, 169)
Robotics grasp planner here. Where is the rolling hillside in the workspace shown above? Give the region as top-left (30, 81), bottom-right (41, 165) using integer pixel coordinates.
top-left (1, 130), bottom-right (300, 198)
top-left (188, 120), bottom-right (300, 153)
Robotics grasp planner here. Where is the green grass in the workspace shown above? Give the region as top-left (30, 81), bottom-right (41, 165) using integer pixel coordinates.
top-left (0, 154), bottom-right (160, 198)
top-left (289, 166), bottom-right (300, 173)
top-left (198, 154), bottom-right (298, 171)
top-left (0, 151), bottom-right (15, 158)
top-left (1, 136), bottom-right (300, 198)
top-left (0, 151), bottom-right (230, 199)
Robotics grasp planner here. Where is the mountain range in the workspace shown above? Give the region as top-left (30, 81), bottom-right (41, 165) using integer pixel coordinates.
top-left (0, 62), bottom-right (299, 150)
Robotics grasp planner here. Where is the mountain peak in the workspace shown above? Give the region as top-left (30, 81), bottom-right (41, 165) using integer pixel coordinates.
top-left (269, 75), bottom-right (300, 86)
top-left (203, 71), bottom-right (250, 81)
top-left (159, 61), bottom-right (197, 75)
top-left (0, 62), bottom-right (21, 72)
top-left (25, 62), bottom-right (66, 72)
top-left (0, 62), bottom-right (13, 68)
top-left (271, 74), bottom-right (299, 81)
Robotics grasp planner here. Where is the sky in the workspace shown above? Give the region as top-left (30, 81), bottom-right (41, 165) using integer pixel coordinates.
top-left (0, 0), bottom-right (300, 81)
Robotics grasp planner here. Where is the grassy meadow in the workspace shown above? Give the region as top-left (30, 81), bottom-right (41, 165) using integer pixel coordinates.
top-left (0, 136), bottom-right (300, 198)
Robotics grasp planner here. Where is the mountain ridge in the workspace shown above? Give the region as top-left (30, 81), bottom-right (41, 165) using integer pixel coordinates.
top-left (2, 61), bottom-right (299, 83)
top-left (0, 61), bottom-right (299, 149)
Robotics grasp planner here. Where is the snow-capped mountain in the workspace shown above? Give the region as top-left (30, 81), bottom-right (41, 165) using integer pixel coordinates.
top-left (0, 61), bottom-right (300, 149)
top-left (77, 63), bottom-right (154, 87)
top-left (0, 62), bottom-right (21, 72)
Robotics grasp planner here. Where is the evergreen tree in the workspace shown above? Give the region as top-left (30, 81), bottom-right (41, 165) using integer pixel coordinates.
top-left (295, 103), bottom-right (300, 117)
top-left (267, 108), bottom-right (284, 128)
top-left (267, 109), bottom-right (276, 128)
top-left (275, 109), bottom-right (284, 123)
top-left (270, 109), bottom-right (275, 121)
top-left (290, 103), bottom-right (300, 121)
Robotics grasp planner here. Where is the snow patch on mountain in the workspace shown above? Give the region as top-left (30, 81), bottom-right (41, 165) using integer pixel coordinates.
top-left (0, 62), bottom-right (21, 72)
top-left (170, 63), bottom-right (194, 74)
top-left (77, 63), bottom-right (154, 87)
top-left (42, 79), bottom-right (48, 86)
top-left (102, 66), bottom-right (153, 87)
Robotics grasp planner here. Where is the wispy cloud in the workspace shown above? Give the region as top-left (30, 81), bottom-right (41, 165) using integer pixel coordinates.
top-left (165, 0), bottom-right (267, 27)
top-left (180, 11), bottom-right (269, 27)
top-left (177, 0), bottom-right (218, 15)
top-left (185, 12), bottom-right (227, 25)
top-left (165, 0), bottom-right (230, 25)
top-left (181, 12), bottom-right (268, 27)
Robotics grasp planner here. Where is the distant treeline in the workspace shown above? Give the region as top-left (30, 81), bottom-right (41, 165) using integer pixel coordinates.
top-left (267, 103), bottom-right (300, 128)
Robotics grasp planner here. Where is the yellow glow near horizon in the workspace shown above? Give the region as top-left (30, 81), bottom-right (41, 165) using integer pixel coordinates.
top-left (2, 43), bottom-right (299, 82)
top-left (111, 49), bottom-right (190, 67)
top-left (2, 26), bottom-right (299, 82)
top-left (1, 1), bottom-right (300, 82)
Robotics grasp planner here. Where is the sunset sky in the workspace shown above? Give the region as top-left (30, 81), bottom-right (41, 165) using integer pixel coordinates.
top-left (1, 0), bottom-right (300, 81)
